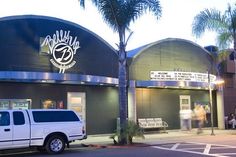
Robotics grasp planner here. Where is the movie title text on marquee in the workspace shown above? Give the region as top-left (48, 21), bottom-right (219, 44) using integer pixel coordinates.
top-left (150, 71), bottom-right (216, 83)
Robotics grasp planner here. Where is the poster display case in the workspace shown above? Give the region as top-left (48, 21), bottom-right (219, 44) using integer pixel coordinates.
top-left (41, 99), bottom-right (64, 109)
top-left (0, 99), bottom-right (31, 109)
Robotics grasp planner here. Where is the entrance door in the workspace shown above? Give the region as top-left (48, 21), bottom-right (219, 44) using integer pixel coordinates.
top-left (179, 95), bottom-right (191, 130)
top-left (67, 92), bottom-right (86, 122)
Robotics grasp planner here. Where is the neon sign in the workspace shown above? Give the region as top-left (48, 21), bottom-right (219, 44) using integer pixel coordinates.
top-left (41, 30), bottom-right (80, 73)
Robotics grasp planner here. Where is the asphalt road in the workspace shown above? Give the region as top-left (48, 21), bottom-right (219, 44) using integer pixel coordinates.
top-left (2, 130), bottom-right (236, 157)
top-left (0, 146), bottom-right (211, 157)
top-left (1, 143), bottom-right (236, 157)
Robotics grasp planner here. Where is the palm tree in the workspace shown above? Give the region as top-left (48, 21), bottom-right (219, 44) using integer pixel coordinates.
top-left (79, 0), bottom-right (162, 144)
top-left (192, 3), bottom-right (236, 87)
top-left (192, 4), bottom-right (236, 51)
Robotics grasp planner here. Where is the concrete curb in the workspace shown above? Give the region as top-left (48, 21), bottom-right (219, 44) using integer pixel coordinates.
top-left (71, 129), bottom-right (236, 149)
top-left (79, 143), bottom-right (151, 149)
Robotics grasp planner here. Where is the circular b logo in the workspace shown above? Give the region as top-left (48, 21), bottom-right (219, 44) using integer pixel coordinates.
top-left (41, 30), bottom-right (80, 73)
top-left (52, 43), bottom-right (74, 65)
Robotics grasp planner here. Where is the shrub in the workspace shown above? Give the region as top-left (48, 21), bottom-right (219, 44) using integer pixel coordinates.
top-left (110, 120), bottom-right (144, 145)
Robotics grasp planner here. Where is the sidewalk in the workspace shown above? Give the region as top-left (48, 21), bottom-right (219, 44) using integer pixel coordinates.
top-left (73, 129), bottom-right (236, 147)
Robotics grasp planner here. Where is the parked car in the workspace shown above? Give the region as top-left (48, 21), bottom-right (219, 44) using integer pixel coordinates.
top-left (0, 109), bottom-right (86, 154)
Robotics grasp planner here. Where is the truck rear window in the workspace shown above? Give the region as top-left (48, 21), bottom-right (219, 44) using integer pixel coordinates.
top-left (0, 112), bottom-right (10, 126)
top-left (32, 111), bottom-right (80, 123)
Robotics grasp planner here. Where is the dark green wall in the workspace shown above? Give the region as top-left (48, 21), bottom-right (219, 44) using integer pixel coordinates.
top-left (0, 82), bottom-right (119, 134)
top-left (129, 39), bottom-right (213, 80)
top-left (136, 88), bottom-right (217, 129)
top-left (0, 15), bottom-right (118, 77)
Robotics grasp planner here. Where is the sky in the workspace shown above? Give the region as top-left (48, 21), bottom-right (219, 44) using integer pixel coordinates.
top-left (0, 0), bottom-right (235, 50)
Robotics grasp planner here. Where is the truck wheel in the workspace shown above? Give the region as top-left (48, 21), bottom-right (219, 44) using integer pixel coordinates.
top-left (45, 135), bottom-right (65, 154)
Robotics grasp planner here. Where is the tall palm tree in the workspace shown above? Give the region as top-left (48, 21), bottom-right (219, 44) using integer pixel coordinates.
top-left (192, 3), bottom-right (236, 86)
top-left (192, 4), bottom-right (236, 51)
top-left (79, 0), bottom-right (161, 144)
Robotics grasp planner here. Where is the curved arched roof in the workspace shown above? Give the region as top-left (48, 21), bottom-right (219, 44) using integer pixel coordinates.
top-left (129, 38), bottom-right (213, 81)
top-left (0, 15), bottom-right (118, 78)
top-left (128, 38), bottom-right (212, 58)
top-left (0, 15), bottom-right (115, 51)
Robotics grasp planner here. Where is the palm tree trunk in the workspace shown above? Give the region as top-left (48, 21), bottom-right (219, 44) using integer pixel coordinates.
top-left (118, 41), bottom-right (128, 145)
top-left (234, 32), bottom-right (236, 51)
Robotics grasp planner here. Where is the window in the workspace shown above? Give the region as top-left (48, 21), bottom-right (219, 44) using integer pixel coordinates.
top-left (13, 111), bottom-right (25, 125)
top-left (33, 111), bottom-right (80, 123)
top-left (181, 99), bottom-right (189, 105)
top-left (0, 112), bottom-right (10, 126)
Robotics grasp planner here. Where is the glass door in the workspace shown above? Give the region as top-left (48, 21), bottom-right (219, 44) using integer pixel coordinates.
top-left (67, 92), bottom-right (86, 122)
top-left (179, 95), bottom-right (191, 130)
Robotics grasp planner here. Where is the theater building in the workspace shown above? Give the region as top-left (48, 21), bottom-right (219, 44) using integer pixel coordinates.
top-left (0, 15), bottom-right (119, 135)
top-left (0, 15), bottom-right (225, 134)
top-left (127, 39), bottom-right (224, 130)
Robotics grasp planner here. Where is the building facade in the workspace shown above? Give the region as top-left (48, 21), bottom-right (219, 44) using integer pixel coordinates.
top-left (0, 15), bottom-right (225, 134)
top-left (127, 38), bottom-right (224, 130)
top-left (0, 15), bottom-right (119, 135)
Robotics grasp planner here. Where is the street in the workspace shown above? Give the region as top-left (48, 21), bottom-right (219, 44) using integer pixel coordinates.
top-left (1, 142), bottom-right (236, 157)
top-left (1, 129), bottom-right (236, 157)
top-left (0, 146), bottom-right (211, 157)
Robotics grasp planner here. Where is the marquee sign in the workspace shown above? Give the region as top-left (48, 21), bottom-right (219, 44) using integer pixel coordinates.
top-left (150, 71), bottom-right (216, 83)
top-left (41, 30), bottom-right (80, 73)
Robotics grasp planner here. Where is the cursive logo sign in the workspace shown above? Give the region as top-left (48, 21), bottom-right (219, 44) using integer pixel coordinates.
top-left (41, 30), bottom-right (80, 73)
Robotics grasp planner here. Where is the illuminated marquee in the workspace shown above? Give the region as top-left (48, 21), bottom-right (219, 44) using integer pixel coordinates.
top-left (41, 30), bottom-right (80, 73)
top-left (150, 71), bottom-right (216, 83)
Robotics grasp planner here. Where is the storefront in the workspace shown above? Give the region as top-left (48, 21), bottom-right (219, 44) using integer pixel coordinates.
top-left (0, 15), bottom-right (119, 135)
top-left (127, 38), bottom-right (225, 130)
top-left (0, 15), bottom-right (225, 134)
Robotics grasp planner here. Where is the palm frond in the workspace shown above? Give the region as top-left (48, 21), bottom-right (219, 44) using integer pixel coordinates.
top-left (217, 31), bottom-right (232, 49)
top-left (217, 49), bottom-right (233, 63)
top-left (79, 0), bottom-right (161, 33)
top-left (192, 8), bottom-right (229, 38)
top-left (78, 0), bottom-right (99, 8)
top-left (125, 0), bottom-right (161, 24)
top-left (78, 0), bottom-right (85, 8)
top-left (139, 0), bottom-right (162, 19)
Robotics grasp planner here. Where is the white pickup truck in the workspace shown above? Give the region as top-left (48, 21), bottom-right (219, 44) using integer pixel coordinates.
top-left (0, 109), bottom-right (86, 154)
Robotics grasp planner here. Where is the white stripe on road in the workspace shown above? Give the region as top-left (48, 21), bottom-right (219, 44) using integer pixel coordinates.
top-left (152, 145), bottom-right (229, 157)
top-left (171, 143), bottom-right (180, 150)
top-left (216, 153), bottom-right (236, 155)
top-left (203, 144), bottom-right (211, 154)
top-left (187, 142), bottom-right (236, 149)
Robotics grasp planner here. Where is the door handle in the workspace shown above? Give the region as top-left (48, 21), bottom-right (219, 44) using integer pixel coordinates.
top-left (4, 128), bottom-right (10, 132)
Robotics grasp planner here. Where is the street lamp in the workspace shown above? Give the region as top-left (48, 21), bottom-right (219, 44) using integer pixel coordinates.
top-left (208, 70), bottom-right (214, 136)
top-left (208, 71), bottom-right (225, 136)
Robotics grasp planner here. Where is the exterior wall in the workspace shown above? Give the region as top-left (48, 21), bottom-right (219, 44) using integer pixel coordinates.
top-left (0, 82), bottom-right (119, 135)
top-left (219, 57), bottom-right (236, 116)
top-left (136, 88), bottom-right (217, 129)
top-left (223, 88), bottom-right (236, 115)
top-left (128, 39), bottom-right (220, 130)
top-left (0, 15), bottom-right (118, 77)
top-left (129, 39), bottom-right (212, 80)
top-left (0, 15), bottom-right (120, 135)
